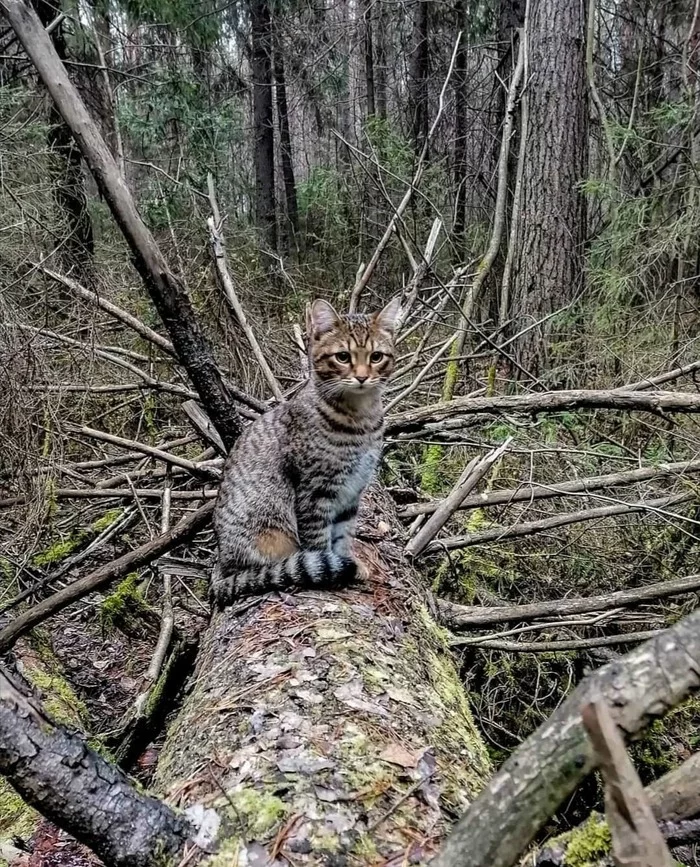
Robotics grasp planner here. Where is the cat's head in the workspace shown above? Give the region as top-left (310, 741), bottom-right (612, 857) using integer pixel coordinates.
top-left (306, 297), bottom-right (401, 398)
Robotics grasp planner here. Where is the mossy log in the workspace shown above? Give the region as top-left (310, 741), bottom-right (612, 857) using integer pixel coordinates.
top-left (155, 489), bottom-right (491, 865)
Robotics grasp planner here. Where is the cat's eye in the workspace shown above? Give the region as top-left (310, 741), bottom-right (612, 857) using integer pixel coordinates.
top-left (370, 351), bottom-right (384, 363)
top-left (335, 351), bottom-right (351, 363)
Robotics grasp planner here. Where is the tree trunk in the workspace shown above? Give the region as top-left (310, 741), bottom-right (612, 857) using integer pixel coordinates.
top-left (363, 0), bottom-right (376, 119)
top-left (375, 0), bottom-right (387, 119)
top-left (509, 0), bottom-right (587, 374)
top-left (453, 0), bottom-right (468, 241)
top-left (408, 0), bottom-right (429, 154)
top-left (251, 0), bottom-right (277, 250)
top-left (32, 0), bottom-right (94, 282)
top-left (155, 489), bottom-right (492, 864)
top-left (273, 37), bottom-right (298, 242)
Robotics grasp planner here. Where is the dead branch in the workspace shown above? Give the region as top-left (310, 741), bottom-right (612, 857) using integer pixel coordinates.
top-left (582, 700), bottom-right (673, 867)
top-left (0, 667), bottom-right (192, 867)
top-left (2, 1), bottom-right (242, 448)
top-left (182, 399), bottom-right (227, 456)
top-left (71, 426), bottom-right (220, 479)
top-left (406, 439), bottom-right (512, 557)
top-left (648, 752), bottom-right (700, 822)
top-left (454, 630), bottom-right (660, 652)
top-left (440, 572), bottom-right (700, 628)
top-left (386, 389), bottom-right (700, 436)
top-left (423, 491), bottom-right (694, 552)
top-left (207, 181), bottom-right (284, 402)
top-left (0, 501), bottom-right (215, 653)
top-left (432, 607), bottom-right (700, 867)
top-left (0, 488), bottom-right (216, 507)
top-left (401, 458), bottom-right (700, 518)
top-left (623, 358), bottom-right (700, 391)
top-left (36, 266), bottom-right (177, 357)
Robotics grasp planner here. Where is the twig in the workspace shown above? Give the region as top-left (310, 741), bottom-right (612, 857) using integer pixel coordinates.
top-left (207, 177), bottom-right (284, 402)
top-left (181, 400), bottom-right (227, 457)
top-left (406, 439), bottom-right (512, 557)
top-left (439, 572), bottom-right (700, 628)
top-left (71, 426), bottom-right (220, 479)
top-left (424, 491), bottom-right (695, 552)
top-left (0, 501), bottom-right (215, 653)
top-left (347, 32), bottom-right (462, 310)
top-left (0, 489), bottom-right (217, 507)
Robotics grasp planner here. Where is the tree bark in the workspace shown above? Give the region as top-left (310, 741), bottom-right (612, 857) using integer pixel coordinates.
top-left (0, 668), bottom-right (190, 867)
top-left (509, 0), bottom-right (587, 373)
top-left (363, 0), bottom-right (376, 118)
top-left (1, 0), bottom-right (242, 450)
top-left (374, 0), bottom-right (387, 119)
top-left (408, 0), bottom-right (429, 154)
top-left (452, 0), bottom-right (468, 240)
top-left (273, 35), bottom-right (298, 241)
top-left (251, 0), bottom-right (277, 249)
top-left (154, 489), bottom-right (492, 864)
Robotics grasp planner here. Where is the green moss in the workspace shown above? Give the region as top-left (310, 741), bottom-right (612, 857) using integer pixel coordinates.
top-left (24, 662), bottom-right (88, 728)
top-left (551, 813), bottom-right (612, 867)
top-left (91, 509), bottom-right (123, 533)
top-left (420, 443), bottom-right (444, 494)
top-left (0, 779), bottom-right (38, 841)
top-left (100, 572), bottom-right (151, 635)
top-left (32, 532), bottom-right (87, 568)
top-left (218, 787), bottom-right (287, 839)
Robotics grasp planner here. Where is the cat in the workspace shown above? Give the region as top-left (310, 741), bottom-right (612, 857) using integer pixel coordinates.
top-left (211, 296), bottom-right (400, 606)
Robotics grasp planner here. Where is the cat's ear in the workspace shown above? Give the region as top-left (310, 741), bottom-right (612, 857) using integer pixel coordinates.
top-left (373, 296), bottom-right (402, 332)
top-left (308, 299), bottom-right (340, 335)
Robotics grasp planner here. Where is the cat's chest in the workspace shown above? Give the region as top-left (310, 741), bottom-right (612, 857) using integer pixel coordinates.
top-left (331, 448), bottom-right (379, 513)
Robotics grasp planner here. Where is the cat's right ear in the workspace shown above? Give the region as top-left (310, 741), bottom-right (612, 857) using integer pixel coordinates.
top-left (308, 299), bottom-right (340, 335)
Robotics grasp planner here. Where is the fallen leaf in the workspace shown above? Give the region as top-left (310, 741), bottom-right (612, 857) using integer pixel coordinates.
top-left (380, 743), bottom-right (420, 768)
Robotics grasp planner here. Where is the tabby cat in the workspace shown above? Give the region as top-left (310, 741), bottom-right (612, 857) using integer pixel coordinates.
top-left (211, 296), bottom-right (400, 606)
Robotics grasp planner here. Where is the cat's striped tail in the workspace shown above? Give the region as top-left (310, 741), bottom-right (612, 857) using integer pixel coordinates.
top-left (211, 550), bottom-right (357, 608)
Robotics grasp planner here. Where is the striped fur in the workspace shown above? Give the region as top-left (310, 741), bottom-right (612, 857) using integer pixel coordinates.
top-left (211, 297), bottom-right (400, 606)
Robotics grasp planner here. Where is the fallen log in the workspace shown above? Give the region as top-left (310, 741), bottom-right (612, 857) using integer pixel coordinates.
top-left (154, 489), bottom-right (492, 865)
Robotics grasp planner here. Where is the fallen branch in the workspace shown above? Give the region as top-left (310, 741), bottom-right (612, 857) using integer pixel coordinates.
top-left (0, 501), bottom-right (215, 653)
top-left (0, 667), bottom-right (192, 867)
top-left (432, 608), bottom-right (700, 867)
top-left (71, 426), bottom-right (220, 479)
top-left (453, 630), bottom-right (660, 652)
top-left (386, 389), bottom-right (700, 436)
top-left (623, 358), bottom-right (700, 391)
top-left (581, 699), bottom-right (673, 866)
top-left (406, 439), bottom-right (512, 557)
top-left (35, 266), bottom-right (177, 357)
top-left (423, 491), bottom-right (695, 552)
top-left (0, 488), bottom-right (216, 507)
top-left (440, 572), bottom-right (700, 628)
top-left (401, 458), bottom-right (700, 518)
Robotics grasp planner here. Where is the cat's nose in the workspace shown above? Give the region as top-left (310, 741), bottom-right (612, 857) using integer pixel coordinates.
top-left (356, 375), bottom-right (368, 384)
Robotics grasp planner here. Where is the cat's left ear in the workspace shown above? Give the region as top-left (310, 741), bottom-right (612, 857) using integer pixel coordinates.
top-left (373, 296), bottom-right (402, 332)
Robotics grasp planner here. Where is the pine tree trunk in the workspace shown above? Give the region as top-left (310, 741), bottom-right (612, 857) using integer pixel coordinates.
top-left (250, 0), bottom-right (277, 250)
top-left (510, 0), bottom-right (587, 374)
top-left (408, 0), bottom-right (429, 154)
top-left (375, 0), bottom-right (387, 119)
top-left (273, 38), bottom-right (298, 243)
top-left (155, 490), bottom-right (491, 864)
top-left (363, 0), bottom-right (376, 119)
top-left (453, 0), bottom-right (468, 241)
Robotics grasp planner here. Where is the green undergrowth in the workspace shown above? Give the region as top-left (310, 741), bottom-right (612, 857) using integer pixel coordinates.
top-left (100, 571), bottom-right (156, 637)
